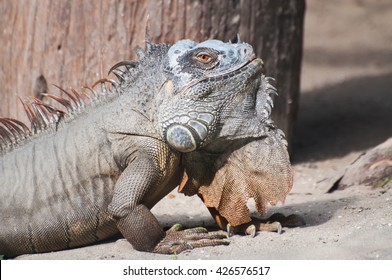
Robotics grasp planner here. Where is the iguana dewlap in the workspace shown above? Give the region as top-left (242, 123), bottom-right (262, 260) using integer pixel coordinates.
top-left (179, 128), bottom-right (292, 228)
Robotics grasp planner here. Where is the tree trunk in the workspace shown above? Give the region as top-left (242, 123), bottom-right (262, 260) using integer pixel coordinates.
top-left (0, 0), bottom-right (305, 149)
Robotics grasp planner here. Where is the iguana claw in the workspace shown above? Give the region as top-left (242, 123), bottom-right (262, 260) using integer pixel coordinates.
top-left (153, 224), bottom-right (230, 254)
top-left (226, 213), bottom-right (305, 237)
top-left (267, 213), bottom-right (306, 228)
top-left (245, 224), bottom-right (257, 237)
top-left (227, 221), bottom-right (282, 237)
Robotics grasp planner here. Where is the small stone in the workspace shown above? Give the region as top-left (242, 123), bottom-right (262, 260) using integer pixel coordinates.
top-left (167, 193), bottom-right (176, 199)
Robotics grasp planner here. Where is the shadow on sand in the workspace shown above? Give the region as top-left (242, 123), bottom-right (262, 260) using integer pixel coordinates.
top-left (292, 72), bottom-right (392, 163)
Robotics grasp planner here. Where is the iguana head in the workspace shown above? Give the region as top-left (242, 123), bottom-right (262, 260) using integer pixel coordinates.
top-left (158, 39), bottom-right (264, 153)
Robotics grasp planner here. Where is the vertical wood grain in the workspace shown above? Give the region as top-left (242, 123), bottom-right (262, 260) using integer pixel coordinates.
top-left (0, 0), bottom-right (304, 147)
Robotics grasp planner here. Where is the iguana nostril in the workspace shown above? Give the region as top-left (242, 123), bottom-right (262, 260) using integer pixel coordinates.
top-left (241, 47), bottom-right (252, 57)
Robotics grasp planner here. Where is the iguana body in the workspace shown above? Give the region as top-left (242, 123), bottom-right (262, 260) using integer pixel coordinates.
top-left (0, 38), bottom-right (293, 257)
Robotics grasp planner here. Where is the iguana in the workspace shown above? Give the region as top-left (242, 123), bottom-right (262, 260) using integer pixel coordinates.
top-left (0, 35), bottom-right (297, 258)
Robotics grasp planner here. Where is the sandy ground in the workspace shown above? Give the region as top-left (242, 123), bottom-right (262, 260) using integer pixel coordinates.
top-left (17, 0), bottom-right (392, 260)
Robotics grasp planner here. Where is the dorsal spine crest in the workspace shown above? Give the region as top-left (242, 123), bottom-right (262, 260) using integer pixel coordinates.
top-left (0, 51), bottom-right (148, 155)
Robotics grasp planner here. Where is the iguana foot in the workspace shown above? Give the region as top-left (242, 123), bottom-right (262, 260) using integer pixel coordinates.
top-left (227, 213), bottom-right (305, 237)
top-left (227, 222), bottom-right (282, 237)
top-left (267, 213), bottom-right (306, 228)
top-left (153, 224), bottom-right (230, 254)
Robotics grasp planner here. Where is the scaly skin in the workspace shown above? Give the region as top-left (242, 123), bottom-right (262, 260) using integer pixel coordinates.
top-left (0, 38), bottom-right (292, 257)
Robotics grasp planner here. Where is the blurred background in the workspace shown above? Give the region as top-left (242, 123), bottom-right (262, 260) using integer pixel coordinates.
top-left (294, 0), bottom-right (392, 163)
top-left (0, 0), bottom-right (391, 160)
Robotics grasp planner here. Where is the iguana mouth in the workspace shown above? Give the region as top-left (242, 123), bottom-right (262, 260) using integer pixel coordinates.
top-left (210, 54), bottom-right (259, 78)
top-left (180, 56), bottom-right (262, 95)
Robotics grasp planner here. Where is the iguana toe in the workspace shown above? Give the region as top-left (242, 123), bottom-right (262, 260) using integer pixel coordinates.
top-left (255, 221), bottom-right (283, 234)
top-left (226, 213), bottom-right (305, 237)
top-left (267, 213), bottom-right (306, 228)
top-left (228, 221), bottom-right (282, 236)
top-left (153, 224), bottom-right (229, 254)
top-left (245, 224), bottom-right (257, 237)
top-left (250, 213), bottom-right (305, 234)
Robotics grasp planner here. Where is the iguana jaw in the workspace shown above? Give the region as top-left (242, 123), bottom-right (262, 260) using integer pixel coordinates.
top-left (178, 56), bottom-right (260, 96)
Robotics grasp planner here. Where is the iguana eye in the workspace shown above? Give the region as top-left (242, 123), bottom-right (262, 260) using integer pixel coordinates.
top-left (195, 52), bottom-right (212, 63)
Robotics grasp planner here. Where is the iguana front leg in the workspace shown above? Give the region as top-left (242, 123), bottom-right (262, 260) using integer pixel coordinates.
top-left (108, 153), bottom-right (165, 251)
top-left (108, 138), bottom-right (228, 253)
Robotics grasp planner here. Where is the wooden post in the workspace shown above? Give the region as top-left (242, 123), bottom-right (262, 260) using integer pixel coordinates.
top-left (0, 0), bottom-right (305, 149)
